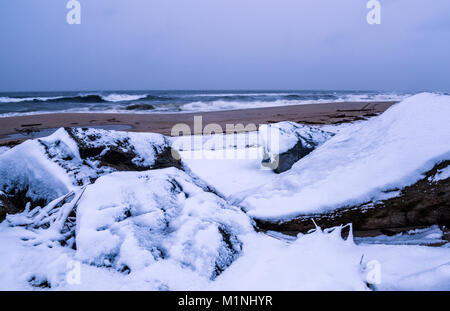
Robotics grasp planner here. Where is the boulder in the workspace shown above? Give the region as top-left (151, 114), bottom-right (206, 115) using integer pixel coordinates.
top-left (0, 127), bottom-right (181, 218)
top-left (0, 191), bottom-right (22, 222)
top-left (259, 122), bottom-right (334, 173)
top-left (75, 167), bottom-right (253, 279)
top-left (255, 161), bottom-right (450, 237)
top-left (235, 94), bottom-right (450, 222)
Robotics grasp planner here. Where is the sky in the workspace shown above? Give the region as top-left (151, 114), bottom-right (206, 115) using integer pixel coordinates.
top-left (0, 0), bottom-right (449, 92)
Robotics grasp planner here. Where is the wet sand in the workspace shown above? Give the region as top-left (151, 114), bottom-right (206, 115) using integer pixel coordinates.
top-left (0, 101), bottom-right (396, 143)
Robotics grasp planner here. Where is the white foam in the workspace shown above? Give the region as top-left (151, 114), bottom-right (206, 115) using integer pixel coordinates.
top-left (0, 96), bottom-right (64, 103)
top-left (101, 94), bottom-right (148, 102)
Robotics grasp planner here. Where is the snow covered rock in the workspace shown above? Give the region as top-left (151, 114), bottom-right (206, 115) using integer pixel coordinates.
top-left (235, 93), bottom-right (450, 222)
top-left (256, 160), bottom-right (450, 237)
top-left (0, 127), bottom-right (180, 218)
top-left (259, 122), bottom-right (334, 173)
top-left (75, 167), bottom-right (253, 279)
top-left (65, 127), bottom-right (181, 175)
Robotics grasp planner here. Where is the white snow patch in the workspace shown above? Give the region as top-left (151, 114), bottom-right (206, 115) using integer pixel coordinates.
top-left (429, 165), bottom-right (450, 182)
top-left (180, 147), bottom-right (277, 197)
top-left (0, 146), bottom-right (11, 156)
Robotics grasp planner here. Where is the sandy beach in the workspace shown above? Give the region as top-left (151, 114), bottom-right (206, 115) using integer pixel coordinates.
top-left (0, 101), bottom-right (395, 143)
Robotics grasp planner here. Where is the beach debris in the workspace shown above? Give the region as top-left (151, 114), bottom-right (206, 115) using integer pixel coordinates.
top-left (6, 189), bottom-right (84, 248)
top-left (20, 123), bottom-right (43, 127)
top-left (14, 127), bottom-right (41, 137)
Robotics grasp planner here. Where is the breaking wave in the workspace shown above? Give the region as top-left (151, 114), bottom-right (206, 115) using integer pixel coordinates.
top-left (0, 93), bottom-right (175, 104)
top-left (0, 90), bottom-right (415, 116)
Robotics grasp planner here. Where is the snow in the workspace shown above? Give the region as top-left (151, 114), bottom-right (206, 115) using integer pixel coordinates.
top-left (213, 227), bottom-right (450, 291)
top-left (180, 147), bottom-right (277, 197)
top-left (259, 121), bottom-right (333, 166)
top-left (234, 93), bottom-right (450, 221)
top-left (75, 168), bottom-right (252, 279)
top-left (0, 127), bottom-right (172, 206)
top-left (178, 123), bottom-right (333, 196)
top-left (5, 190), bottom-right (81, 248)
top-left (62, 127), bottom-right (171, 171)
top-left (1, 93), bottom-right (450, 290)
top-left (211, 227), bottom-right (368, 291)
top-left (354, 226), bottom-right (447, 246)
top-left (429, 165), bottom-right (450, 182)
top-left (1, 221), bottom-right (450, 290)
top-left (0, 146), bottom-right (10, 156)
top-left (0, 138), bottom-right (75, 205)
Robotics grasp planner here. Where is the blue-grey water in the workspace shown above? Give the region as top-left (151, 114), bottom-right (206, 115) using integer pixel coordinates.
top-left (0, 90), bottom-right (412, 117)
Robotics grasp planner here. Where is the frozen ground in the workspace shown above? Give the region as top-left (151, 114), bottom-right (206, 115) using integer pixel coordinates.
top-left (0, 93), bottom-right (449, 291)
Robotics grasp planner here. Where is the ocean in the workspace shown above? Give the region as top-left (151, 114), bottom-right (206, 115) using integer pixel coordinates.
top-left (0, 90), bottom-right (413, 117)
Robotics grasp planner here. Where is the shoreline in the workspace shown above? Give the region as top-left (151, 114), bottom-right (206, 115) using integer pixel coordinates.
top-left (0, 101), bottom-right (396, 143)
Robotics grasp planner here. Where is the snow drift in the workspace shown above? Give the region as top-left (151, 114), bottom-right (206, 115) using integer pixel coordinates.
top-left (235, 93), bottom-right (450, 221)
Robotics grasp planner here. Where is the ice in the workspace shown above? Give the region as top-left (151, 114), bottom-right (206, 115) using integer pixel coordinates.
top-left (234, 93), bottom-right (450, 221)
top-left (354, 226), bottom-right (448, 246)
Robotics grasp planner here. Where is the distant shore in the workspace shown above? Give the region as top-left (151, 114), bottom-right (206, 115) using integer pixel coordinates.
top-left (0, 101), bottom-right (396, 144)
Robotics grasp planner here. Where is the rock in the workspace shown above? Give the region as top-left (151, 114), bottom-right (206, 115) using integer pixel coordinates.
top-left (259, 122), bottom-right (334, 173)
top-left (255, 161), bottom-right (450, 237)
top-left (0, 191), bottom-right (22, 222)
top-left (75, 167), bottom-right (253, 279)
top-left (125, 104), bottom-right (155, 111)
top-left (0, 127), bottom-right (181, 219)
top-left (65, 127), bottom-right (182, 173)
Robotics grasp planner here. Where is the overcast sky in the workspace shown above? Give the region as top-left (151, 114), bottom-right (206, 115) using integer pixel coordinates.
top-left (0, 0), bottom-right (449, 92)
